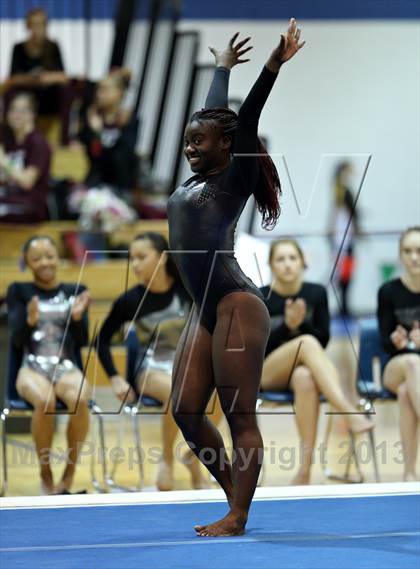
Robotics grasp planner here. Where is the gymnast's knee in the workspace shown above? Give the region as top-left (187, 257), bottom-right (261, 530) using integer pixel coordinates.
top-left (172, 407), bottom-right (205, 434)
top-left (291, 366), bottom-right (318, 397)
top-left (299, 334), bottom-right (323, 352)
top-left (225, 412), bottom-right (259, 438)
top-left (401, 354), bottom-right (420, 374)
top-left (397, 382), bottom-right (409, 402)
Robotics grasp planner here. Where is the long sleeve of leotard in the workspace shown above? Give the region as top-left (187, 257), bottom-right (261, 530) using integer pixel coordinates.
top-left (298, 288), bottom-right (330, 348)
top-left (96, 294), bottom-right (129, 378)
top-left (205, 66), bottom-right (231, 109)
top-left (6, 283), bottom-right (35, 349)
top-left (231, 66), bottom-right (279, 195)
top-left (377, 284), bottom-right (397, 355)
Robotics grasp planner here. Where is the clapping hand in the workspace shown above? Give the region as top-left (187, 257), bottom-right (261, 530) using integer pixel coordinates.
top-left (27, 296), bottom-right (39, 327)
top-left (408, 321), bottom-right (420, 349)
top-left (390, 325), bottom-right (408, 350)
top-left (285, 298), bottom-right (307, 330)
top-left (209, 32), bottom-right (253, 70)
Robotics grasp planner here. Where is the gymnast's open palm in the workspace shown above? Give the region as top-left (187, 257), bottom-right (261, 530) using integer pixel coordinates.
top-left (272, 17), bottom-right (305, 65)
top-left (209, 32), bottom-right (253, 70)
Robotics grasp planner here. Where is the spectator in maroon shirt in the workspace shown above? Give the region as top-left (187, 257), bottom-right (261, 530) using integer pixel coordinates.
top-left (4, 7), bottom-right (73, 145)
top-left (0, 92), bottom-right (51, 223)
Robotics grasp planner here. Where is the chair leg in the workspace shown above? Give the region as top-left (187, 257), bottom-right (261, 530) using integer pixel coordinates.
top-left (89, 404), bottom-right (108, 493)
top-left (105, 405), bottom-right (143, 492)
top-left (255, 398), bottom-right (265, 487)
top-left (347, 431), bottom-right (364, 483)
top-left (105, 408), bottom-right (126, 491)
top-left (131, 408), bottom-right (144, 490)
top-left (0, 410), bottom-right (8, 496)
top-left (322, 413), bottom-right (364, 484)
top-left (96, 412), bottom-right (109, 490)
top-left (359, 399), bottom-right (380, 483)
top-left (367, 427), bottom-right (380, 483)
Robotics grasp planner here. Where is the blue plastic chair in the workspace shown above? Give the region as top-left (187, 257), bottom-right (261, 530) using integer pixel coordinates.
top-left (357, 318), bottom-right (394, 401)
top-left (1, 335), bottom-right (106, 496)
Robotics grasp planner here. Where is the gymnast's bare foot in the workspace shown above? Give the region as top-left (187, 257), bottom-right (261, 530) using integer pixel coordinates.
top-left (194, 510), bottom-right (247, 537)
top-left (40, 468), bottom-right (54, 495)
top-left (347, 414), bottom-right (374, 434)
top-left (54, 464), bottom-right (75, 494)
top-left (290, 468), bottom-right (310, 485)
top-left (403, 472), bottom-right (418, 482)
top-left (156, 460), bottom-right (174, 491)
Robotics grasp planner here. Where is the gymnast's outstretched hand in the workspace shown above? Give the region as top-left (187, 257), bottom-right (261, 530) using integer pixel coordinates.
top-left (267, 17), bottom-right (305, 72)
top-left (209, 32), bottom-right (253, 70)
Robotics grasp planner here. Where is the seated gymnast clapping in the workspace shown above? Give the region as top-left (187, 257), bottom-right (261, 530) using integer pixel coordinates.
top-left (96, 232), bottom-right (223, 491)
top-left (6, 236), bottom-right (91, 494)
top-left (377, 226), bottom-right (420, 481)
top-left (260, 238), bottom-right (374, 485)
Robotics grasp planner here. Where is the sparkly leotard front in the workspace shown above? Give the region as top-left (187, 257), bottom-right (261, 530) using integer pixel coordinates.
top-left (7, 282), bottom-right (88, 381)
top-left (167, 66), bottom-right (278, 332)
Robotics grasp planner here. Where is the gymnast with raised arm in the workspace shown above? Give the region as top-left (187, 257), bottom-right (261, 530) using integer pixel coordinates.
top-left (167, 19), bottom-right (305, 537)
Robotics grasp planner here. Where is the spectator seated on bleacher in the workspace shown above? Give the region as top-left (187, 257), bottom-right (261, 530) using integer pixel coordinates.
top-left (3, 7), bottom-right (73, 145)
top-left (0, 92), bottom-right (51, 223)
top-left (77, 68), bottom-right (140, 201)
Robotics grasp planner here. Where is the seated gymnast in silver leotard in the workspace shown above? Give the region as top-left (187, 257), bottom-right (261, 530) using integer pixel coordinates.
top-left (167, 21), bottom-right (305, 537)
top-left (6, 236), bottom-right (91, 494)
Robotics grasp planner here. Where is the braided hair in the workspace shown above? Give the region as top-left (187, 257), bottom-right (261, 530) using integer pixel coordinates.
top-left (189, 107), bottom-right (281, 230)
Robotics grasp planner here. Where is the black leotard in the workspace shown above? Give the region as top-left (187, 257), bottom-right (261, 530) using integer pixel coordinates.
top-left (377, 278), bottom-right (420, 358)
top-left (97, 282), bottom-right (190, 380)
top-left (167, 66), bottom-right (278, 333)
top-left (260, 282), bottom-right (330, 356)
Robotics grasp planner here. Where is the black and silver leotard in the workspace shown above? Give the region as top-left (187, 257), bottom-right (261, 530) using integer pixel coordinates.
top-left (377, 278), bottom-right (420, 359)
top-left (97, 282), bottom-right (190, 382)
top-left (6, 282), bottom-right (88, 382)
top-left (167, 66), bottom-right (279, 333)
